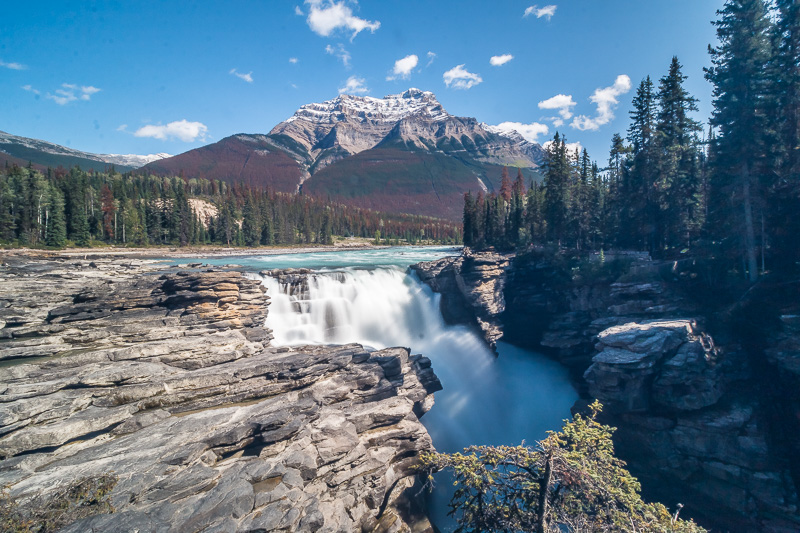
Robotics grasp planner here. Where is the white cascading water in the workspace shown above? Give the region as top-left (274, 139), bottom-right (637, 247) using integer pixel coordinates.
top-left (260, 267), bottom-right (447, 349)
top-left (254, 262), bottom-right (578, 531)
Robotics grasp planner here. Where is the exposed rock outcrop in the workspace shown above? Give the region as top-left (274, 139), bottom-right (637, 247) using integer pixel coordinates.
top-left (414, 250), bottom-right (800, 532)
top-left (583, 320), bottom-right (798, 532)
top-left (0, 255), bottom-right (442, 532)
top-left (584, 320), bottom-right (723, 413)
top-left (411, 248), bottom-right (512, 349)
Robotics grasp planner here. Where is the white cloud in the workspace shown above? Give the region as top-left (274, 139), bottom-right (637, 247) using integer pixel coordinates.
top-left (0, 59), bottom-right (27, 70)
top-left (134, 120), bottom-right (209, 142)
top-left (443, 64), bottom-right (483, 90)
top-left (538, 93), bottom-right (576, 125)
top-left (80, 86), bottom-right (100, 100)
top-left (338, 75), bottom-right (369, 95)
top-left (524, 5), bottom-right (557, 19)
top-left (387, 54), bottom-right (418, 81)
top-left (493, 121), bottom-right (549, 143)
top-left (543, 139), bottom-right (583, 155)
top-left (117, 124), bottom-right (128, 132)
top-left (305, 0), bottom-right (380, 40)
top-left (426, 51), bottom-right (436, 67)
top-left (289, 57), bottom-right (299, 64)
top-left (46, 83), bottom-right (101, 105)
top-left (325, 43), bottom-right (351, 67)
top-left (490, 54), bottom-right (513, 66)
top-left (571, 74), bottom-right (632, 131)
top-left (229, 68), bottom-right (253, 83)
top-left (294, 5), bottom-right (303, 15)
top-left (21, 85), bottom-right (40, 95)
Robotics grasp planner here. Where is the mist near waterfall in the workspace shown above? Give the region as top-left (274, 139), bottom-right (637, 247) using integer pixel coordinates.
top-left (255, 256), bottom-right (577, 531)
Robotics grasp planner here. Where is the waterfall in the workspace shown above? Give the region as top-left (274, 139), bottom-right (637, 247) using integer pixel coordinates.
top-left (257, 266), bottom-right (576, 446)
top-left (260, 267), bottom-right (451, 349)
top-left (255, 263), bottom-right (578, 531)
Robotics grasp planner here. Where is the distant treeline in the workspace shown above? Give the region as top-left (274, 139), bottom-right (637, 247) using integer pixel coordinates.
top-left (0, 165), bottom-right (461, 248)
top-left (466, 0), bottom-right (800, 282)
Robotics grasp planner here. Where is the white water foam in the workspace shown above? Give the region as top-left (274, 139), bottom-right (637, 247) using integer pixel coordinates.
top-left (254, 262), bottom-right (578, 531)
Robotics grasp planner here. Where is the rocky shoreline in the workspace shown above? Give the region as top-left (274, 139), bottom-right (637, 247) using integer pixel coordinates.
top-left (412, 248), bottom-right (800, 533)
top-left (0, 254), bottom-right (441, 532)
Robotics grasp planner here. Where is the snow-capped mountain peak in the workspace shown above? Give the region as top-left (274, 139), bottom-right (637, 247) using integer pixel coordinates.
top-left (100, 153), bottom-right (172, 168)
top-left (282, 88), bottom-right (449, 126)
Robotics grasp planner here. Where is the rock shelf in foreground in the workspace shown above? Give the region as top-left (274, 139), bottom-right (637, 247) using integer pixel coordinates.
top-left (0, 255), bottom-right (442, 532)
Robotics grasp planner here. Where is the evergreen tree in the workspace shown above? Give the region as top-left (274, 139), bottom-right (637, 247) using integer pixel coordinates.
top-left (499, 167), bottom-right (513, 203)
top-left (320, 210), bottom-right (333, 245)
top-left (67, 172), bottom-right (90, 246)
top-left (625, 77), bottom-right (658, 251)
top-left (242, 193), bottom-right (261, 246)
top-left (603, 133), bottom-right (629, 246)
top-left (45, 187), bottom-right (67, 248)
top-left (771, 0), bottom-right (800, 270)
top-left (774, 0), bottom-right (800, 177)
top-left (656, 56), bottom-right (703, 250)
top-left (462, 191), bottom-right (477, 248)
top-left (705, 0), bottom-right (774, 281)
top-left (526, 182), bottom-right (546, 244)
top-left (0, 175), bottom-right (16, 242)
top-left (543, 133), bottom-right (570, 246)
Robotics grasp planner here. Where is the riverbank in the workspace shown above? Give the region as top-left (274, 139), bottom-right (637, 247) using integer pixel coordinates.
top-left (0, 242), bottom-right (387, 259)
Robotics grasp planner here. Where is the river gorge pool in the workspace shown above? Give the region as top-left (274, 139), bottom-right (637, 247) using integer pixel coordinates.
top-left (175, 246), bottom-right (578, 530)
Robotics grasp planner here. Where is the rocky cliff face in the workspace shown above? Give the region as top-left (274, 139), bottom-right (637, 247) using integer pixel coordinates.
top-left (0, 255), bottom-right (441, 532)
top-left (413, 249), bottom-right (800, 532)
top-left (411, 248), bottom-right (512, 349)
top-left (270, 89), bottom-right (544, 172)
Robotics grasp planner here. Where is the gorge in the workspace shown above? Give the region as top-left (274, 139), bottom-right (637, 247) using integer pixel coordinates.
top-left (413, 247), bottom-right (800, 533)
top-left (0, 247), bottom-right (579, 532)
top-left (2, 245), bottom-right (799, 532)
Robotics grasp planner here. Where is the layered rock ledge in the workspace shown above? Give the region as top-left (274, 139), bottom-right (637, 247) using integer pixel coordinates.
top-left (411, 248), bottom-right (511, 349)
top-left (0, 255), bottom-right (442, 532)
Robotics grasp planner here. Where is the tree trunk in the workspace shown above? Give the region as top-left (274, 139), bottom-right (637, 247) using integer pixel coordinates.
top-left (741, 162), bottom-right (758, 283)
top-left (537, 452), bottom-right (552, 533)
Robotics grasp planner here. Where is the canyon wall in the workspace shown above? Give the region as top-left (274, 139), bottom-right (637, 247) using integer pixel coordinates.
top-left (414, 249), bottom-right (800, 532)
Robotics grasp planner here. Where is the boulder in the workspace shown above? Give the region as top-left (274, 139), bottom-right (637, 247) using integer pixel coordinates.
top-left (584, 320), bottom-right (722, 413)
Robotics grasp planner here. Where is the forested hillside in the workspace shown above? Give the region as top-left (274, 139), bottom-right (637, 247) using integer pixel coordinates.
top-left (0, 165), bottom-right (461, 249)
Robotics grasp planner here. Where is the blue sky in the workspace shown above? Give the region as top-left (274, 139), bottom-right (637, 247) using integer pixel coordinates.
top-left (1, 1), bottom-right (723, 162)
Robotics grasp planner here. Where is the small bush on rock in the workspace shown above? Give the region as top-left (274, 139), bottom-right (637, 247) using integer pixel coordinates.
top-left (0, 474), bottom-right (117, 533)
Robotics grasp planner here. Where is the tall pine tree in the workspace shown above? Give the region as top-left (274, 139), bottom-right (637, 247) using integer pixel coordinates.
top-left (706, 0), bottom-right (774, 281)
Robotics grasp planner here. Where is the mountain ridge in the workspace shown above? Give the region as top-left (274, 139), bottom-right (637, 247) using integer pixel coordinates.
top-left (142, 89), bottom-right (544, 220)
top-left (0, 130), bottom-right (169, 172)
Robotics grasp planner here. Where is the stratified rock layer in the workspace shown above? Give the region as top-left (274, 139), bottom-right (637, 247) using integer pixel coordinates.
top-left (411, 248), bottom-right (511, 349)
top-left (0, 255), bottom-right (441, 532)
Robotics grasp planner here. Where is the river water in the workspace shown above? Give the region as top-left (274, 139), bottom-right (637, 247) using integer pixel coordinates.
top-left (178, 246), bottom-right (578, 529)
